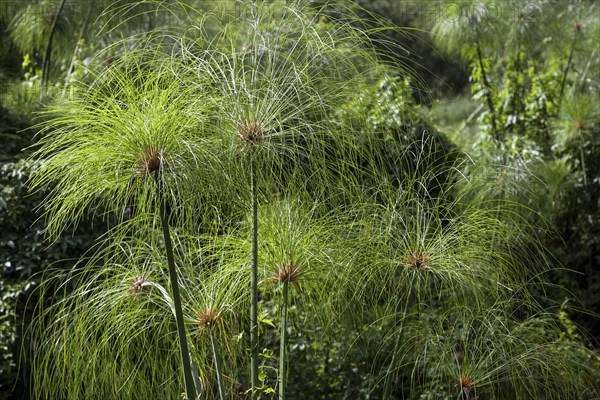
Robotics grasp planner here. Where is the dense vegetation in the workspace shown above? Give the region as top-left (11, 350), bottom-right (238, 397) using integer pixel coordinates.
top-left (1, 1), bottom-right (598, 399)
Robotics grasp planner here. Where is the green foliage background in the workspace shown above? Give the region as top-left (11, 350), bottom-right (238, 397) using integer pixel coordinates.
top-left (1, 0), bottom-right (599, 399)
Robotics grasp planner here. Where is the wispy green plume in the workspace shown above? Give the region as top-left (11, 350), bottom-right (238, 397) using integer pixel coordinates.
top-left (28, 51), bottom-right (225, 240)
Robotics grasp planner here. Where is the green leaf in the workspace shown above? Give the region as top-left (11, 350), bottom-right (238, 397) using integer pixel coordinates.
top-left (258, 312), bottom-right (276, 328)
top-left (258, 371), bottom-right (267, 383)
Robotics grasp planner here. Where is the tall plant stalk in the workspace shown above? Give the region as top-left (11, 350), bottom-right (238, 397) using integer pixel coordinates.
top-left (577, 126), bottom-right (588, 186)
top-left (474, 34), bottom-right (498, 138)
top-left (250, 157), bottom-right (259, 396)
top-left (63, 9), bottom-right (91, 92)
top-left (558, 34), bottom-right (578, 108)
top-left (209, 328), bottom-right (226, 400)
top-left (382, 277), bottom-right (414, 398)
top-left (156, 177), bottom-right (198, 400)
top-left (42, 0), bottom-right (66, 85)
top-left (278, 280), bottom-right (289, 400)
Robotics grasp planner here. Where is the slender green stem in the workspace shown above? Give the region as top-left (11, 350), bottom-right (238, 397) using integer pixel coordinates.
top-left (210, 328), bottom-right (226, 400)
top-left (42, 0), bottom-right (66, 85)
top-left (558, 35), bottom-right (578, 108)
top-left (578, 127), bottom-right (587, 186)
top-left (64, 9), bottom-right (90, 93)
top-left (474, 34), bottom-right (497, 138)
top-left (156, 178), bottom-right (198, 400)
top-left (250, 158), bottom-right (259, 396)
top-left (383, 275), bottom-right (415, 398)
top-left (190, 360), bottom-right (205, 400)
top-left (279, 280), bottom-right (289, 400)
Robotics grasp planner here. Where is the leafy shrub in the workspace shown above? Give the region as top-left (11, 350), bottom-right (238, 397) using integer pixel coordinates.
top-left (0, 158), bottom-right (100, 399)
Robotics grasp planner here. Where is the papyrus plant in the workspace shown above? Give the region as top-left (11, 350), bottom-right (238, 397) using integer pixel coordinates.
top-left (335, 153), bottom-right (599, 399)
top-left (26, 1), bottom-right (599, 399)
top-left (28, 52), bottom-right (226, 399)
top-left (202, 197), bottom-right (350, 398)
top-left (169, 1), bottom-right (404, 394)
top-left (27, 0), bottom-right (403, 398)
